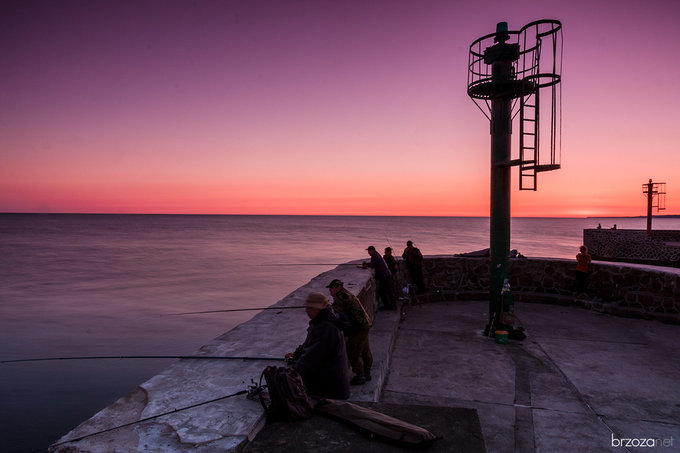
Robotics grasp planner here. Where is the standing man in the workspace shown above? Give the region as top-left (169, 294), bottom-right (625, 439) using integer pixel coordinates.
top-left (383, 246), bottom-right (401, 301)
top-left (365, 245), bottom-right (396, 310)
top-left (383, 247), bottom-right (399, 276)
top-left (327, 279), bottom-right (373, 385)
top-left (286, 292), bottom-right (350, 399)
top-left (402, 240), bottom-right (425, 295)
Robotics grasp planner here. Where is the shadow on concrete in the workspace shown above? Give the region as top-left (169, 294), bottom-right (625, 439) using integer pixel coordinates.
top-left (243, 402), bottom-right (485, 452)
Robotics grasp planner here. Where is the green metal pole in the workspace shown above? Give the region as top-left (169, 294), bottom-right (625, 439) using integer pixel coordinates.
top-left (646, 179), bottom-right (653, 235)
top-left (489, 97), bottom-right (511, 329)
top-left (484, 24), bottom-right (518, 331)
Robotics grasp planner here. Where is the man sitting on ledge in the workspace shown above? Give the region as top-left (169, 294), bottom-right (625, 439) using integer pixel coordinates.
top-left (286, 292), bottom-right (351, 400)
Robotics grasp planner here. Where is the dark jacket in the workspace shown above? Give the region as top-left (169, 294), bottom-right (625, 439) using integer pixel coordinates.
top-left (383, 254), bottom-right (399, 276)
top-left (402, 245), bottom-right (423, 268)
top-left (293, 308), bottom-right (350, 399)
top-left (369, 252), bottom-right (392, 279)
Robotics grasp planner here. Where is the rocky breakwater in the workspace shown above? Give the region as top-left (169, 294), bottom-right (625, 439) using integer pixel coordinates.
top-left (584, 228), bottom-right (680, 267)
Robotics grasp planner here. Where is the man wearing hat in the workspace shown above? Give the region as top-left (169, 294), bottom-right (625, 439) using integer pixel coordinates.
top-left (365, 245), bottom-right (396, 310)
top-left (327, 279), bottom-right (373, 385)
top-left (286, 292), bottom-right (351, 399)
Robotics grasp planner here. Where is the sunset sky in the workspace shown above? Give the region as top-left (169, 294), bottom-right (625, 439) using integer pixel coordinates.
top-left (1, 0), bottom-right (678, 217)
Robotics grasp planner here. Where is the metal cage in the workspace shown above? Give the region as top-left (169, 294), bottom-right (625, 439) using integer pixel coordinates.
top-left (467, 20), bottom-right (563, 190)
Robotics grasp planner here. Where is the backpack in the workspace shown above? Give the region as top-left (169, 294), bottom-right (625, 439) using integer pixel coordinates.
top-left (258, 366), bottom-right (314, 421)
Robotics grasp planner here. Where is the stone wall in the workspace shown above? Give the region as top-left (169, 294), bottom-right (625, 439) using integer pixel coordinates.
top-left (584, 229), bottom-right (680, 266)
top-left (417, 256), bottom-right (680, 324)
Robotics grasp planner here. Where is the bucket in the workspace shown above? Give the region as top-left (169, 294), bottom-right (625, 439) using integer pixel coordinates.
top-left (495, 330), bottom-right (509, 344)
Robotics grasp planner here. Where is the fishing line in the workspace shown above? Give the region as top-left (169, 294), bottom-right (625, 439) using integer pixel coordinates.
top-left (49, 388), bottom-right (248, 448)
top-left (1, 355), bottom-right (285, 365)
top-left (384, 233), bottom-right (392, 248)
top-left (165, 306), bottom-right (305, 316)
top-left (259, 263), bottom-right (354, 266)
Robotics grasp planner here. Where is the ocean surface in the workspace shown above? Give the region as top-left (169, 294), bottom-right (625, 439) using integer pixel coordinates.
top-left (1, 213), bottom-right (679, 452)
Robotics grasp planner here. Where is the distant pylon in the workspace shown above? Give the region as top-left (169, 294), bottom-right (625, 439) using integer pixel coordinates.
top-left (642, 179), bottom-right (666, 235)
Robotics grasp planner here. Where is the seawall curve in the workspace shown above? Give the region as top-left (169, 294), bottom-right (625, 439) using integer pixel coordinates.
top-left (420, 256), bottom-right (680, 324)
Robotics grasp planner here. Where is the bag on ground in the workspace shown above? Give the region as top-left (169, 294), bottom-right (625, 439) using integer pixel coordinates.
top-left (259, 366), bottom-right (314, 421)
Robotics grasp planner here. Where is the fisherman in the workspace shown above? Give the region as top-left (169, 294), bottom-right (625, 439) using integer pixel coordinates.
top-left (402, 240), bottom-right (425, 295)
top-left (285, 292), bottom-right (350, 399)
top-left (326, 279), bottom-right (373, 385)
top-left (383, 246), bottom-right (402, 301)
top-left (365, 245), bottom-right (396, 309)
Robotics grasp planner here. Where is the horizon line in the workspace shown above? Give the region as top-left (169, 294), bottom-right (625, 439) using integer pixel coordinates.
top-left (2, 212), bottom-right (679, 219)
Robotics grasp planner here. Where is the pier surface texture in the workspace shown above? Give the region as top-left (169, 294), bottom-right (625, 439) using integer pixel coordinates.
top-left (51, 257), bottom-right (680, 452)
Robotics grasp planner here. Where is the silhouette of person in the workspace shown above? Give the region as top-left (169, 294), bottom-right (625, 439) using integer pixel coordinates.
top-left (365, 246), bottom-right (396, 310)
top-left (383, 247), bottom-right (399, 276)
top-left (285, 292), bottom-right (350, 399)
top-left (383, 246), bottom-right (402, 301)
top-left (326, 279), bottom-right (373, 385)
top-left (575, 245), bottom-right (592, 293)
top-left (402, 240), bottom-right (425, 294)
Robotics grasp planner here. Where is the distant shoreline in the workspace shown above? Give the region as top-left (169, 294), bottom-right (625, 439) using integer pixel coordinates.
top-left (586, 214), bottom-right (680, 219)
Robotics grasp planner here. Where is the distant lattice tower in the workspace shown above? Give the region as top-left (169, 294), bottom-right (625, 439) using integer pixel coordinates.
top-left (467, 20), bottom-right (563, 332)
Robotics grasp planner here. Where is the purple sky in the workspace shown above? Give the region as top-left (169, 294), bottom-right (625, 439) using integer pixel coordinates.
top-left (2, 0), bottom-right (679, 216)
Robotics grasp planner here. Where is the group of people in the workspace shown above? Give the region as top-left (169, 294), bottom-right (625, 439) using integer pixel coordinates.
top-left (596, 223), bottom-right (617, 230)
top-left (285, 242), bottom-right (594, 400)
top-left (364, 240), bottom-right (426, 310)
top-left (285, 240), bottom-right (427, 400)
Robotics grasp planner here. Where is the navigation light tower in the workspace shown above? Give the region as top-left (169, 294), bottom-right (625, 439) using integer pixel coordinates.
top-left (467, 20), bottom-right (563, 333)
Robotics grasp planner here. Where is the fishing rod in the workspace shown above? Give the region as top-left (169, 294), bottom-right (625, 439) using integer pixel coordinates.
top-left (165, 306), bottom-right (305, 316)
top-left (49, 388), bottom-right (248, 448)
top-left (1, 355), bottom-right (285, 365)
top-left (259, 263), bottom-right (352, 266)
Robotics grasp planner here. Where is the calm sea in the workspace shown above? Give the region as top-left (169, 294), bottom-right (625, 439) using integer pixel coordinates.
top-left (1, 214), bottom-right (678, 452)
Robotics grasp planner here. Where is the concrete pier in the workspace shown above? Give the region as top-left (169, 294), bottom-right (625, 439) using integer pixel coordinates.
top-left (383, 300), bottom-right (679, 452)
top-left (51, 258), bottom-right (680, 452)
top-left (50, 260), bottom-right (383, 452)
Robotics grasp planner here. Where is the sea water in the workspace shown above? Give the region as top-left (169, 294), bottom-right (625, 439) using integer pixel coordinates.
top-left (1, 213), bottom-right (678, 452)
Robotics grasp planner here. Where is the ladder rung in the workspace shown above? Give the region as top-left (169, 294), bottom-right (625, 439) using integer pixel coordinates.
top-left (495, 159), bottom-right (523, 167)
top-left (522, 164), bottom-right (561, 172)
top-left (535, 164), bottom-right (560, 172)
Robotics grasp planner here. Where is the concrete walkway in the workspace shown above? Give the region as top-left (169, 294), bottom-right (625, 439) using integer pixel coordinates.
top-left (386, 300), bottom-right (680, 453)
